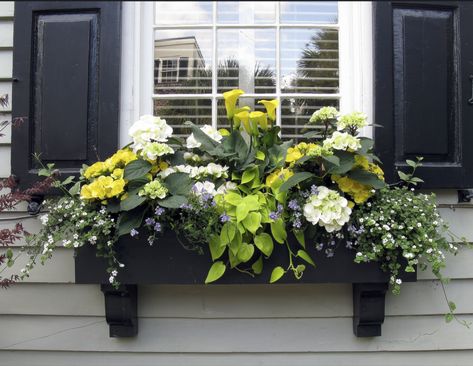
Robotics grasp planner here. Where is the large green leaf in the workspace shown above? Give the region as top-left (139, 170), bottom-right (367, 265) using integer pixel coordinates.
top-left (205, 261), bottom-right (226, 284)
top-left (220, 222), bottom-right (236, 245)
top-left (254, 233), bottom-right (274, 257)
top-left (209, 235), bottom-right (226, 261)
top-left (242, 212), bottom-right (262, 234)
top-left (329, 151), bottom-right (355, 174)
top-left (164, 172), bottom-right (193, 196)
top-left (120, 192), bottom-right (146, 211)
top-left (124, 159), bottom-right (152, 180)
top-left (270, 266), bottom-right (285, 283)
top-left (185, 121), bottom-right (219, 152)
top-left (348, 169), bottom-right (385, 189)
top-left (359, 137), bottom-right (374, 155)
top-left (157, 195), bottom-right (188, 208)
top-left (237, 243), bottom-right (255, 262)
top-left (279, 172), bottom-right (314, 193)
top-left (117, 209), bottom-right (146, 237)
top-left (267, 140), bottom-right (292, 169)
top-left (223, 130), bottom-right (249, 163)
top-left (271, 218), bottom-right (287, 244)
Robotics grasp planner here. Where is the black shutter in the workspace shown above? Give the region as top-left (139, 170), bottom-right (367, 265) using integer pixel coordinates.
top-left (373, 1), bottom-right (473, 188)
top-left (11, 2), bottom-right (122, 188)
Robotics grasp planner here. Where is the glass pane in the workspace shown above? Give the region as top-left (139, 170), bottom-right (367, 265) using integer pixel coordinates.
top-left (154, 99), bottom-right (211, 137)
top-left (216, 97), bottom-right (267, 130)
top-left (154, 30), bottom-right (212, 94)
top-left (217, 2), bottom-right (276, 24)
top-left (281, 28), bottom-right (339, 94)
top-left (155, 1), bottom-right (213, 25)
top-left (217, 29), bottom-right (276, 94)
top-left (281, 98), bottom-right (339, 140)
top-left (280, 1), bottom-right (338, 24)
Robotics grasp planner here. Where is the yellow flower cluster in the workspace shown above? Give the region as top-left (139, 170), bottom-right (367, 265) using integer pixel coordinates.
top-left (83, 149), bottom-right (137, 179)
top-left (81, 176), bottom-right (126, 201)
top-left (332, 156), bottom-right (384, 204)
top-left (266, 168), bottom-right (294, 190)
top-left (286, 142), bottom-right (331, 165)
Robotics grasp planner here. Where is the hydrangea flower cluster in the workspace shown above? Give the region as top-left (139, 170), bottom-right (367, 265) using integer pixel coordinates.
top-left (186, 124), bottom-right (223, 149)
top-left (323, 131), bottom-right (361, 151)
top-left (309, 106), bottom-right (339, 124)
top-left (337, 111), bottom-right (368, 131)
top-left (303, 186), bottom-right (352, 232)
top-left (158, 163), bottom-right (229, 180)
top-left (139, 178), bottom-right (168, 199)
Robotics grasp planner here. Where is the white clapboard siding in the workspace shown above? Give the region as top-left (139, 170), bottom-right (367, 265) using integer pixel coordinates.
top-left (1, 280), bottom-right (473, 318)
top-left (0, 50), bottom-right (12, 78)
top-left (0, 2), bottom-right (13, 17)
top-left (0, 145), bottom-right (11, 177)
top-left (0, 115), bottom-right (11, 144)
top-left (0, 21), bottom-right (13, 47)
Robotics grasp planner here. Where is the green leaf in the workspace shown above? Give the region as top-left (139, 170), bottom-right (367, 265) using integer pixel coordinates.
top-left (348, 169), bottom-right (385, 189)
top-left (38, 168), bottom-right (50, 177)
top-left (255, 150), bottom-right (265, 160)
top-left (270, 219), bottom-right (287, 244)
top-left (228, 230), bottom-right (242, 256)
top-left (124, 159), bottom-right (152, 180)
top-left (224, 191), bottom-right (242, 206)
top-left (297, 250), bottom-right (316, 267)
top-left (223, 130), bottom-right (249, 163)
top-left (228, 250), bottom-right (242, 268)
top-left (236, 203), bottom-right (250, 222)
top-left (359, 138), bottom-right (374, 155)
top-left (164, 172), bottom-right (193, 196)
top-left (322, 155), bottom-right (340, 166)
top-left (329, 151), bottom-right (355, 174)
top-left (120, 192), bottom-right (146, 211)
top-left (185, 121), bottom-right (219, 152)
top-left (127, 177), bottom-right (149, 191)
top-left (397, 170), bottom-right (410, 182)
top-left (237, 243), bottom-right (255, 262)
top-left (270, 266), bottom-right (285, 283)
top-left (252, 255), bottom-right (264, 275)
top-left (294, 230), bottom-right (306, 248)
top-left (68, 181), bottom-right (81, 196)
top-left (254, 233), bottom-right (274, 257)
top-left (61, 176), bottom-right (75, 186)
top-left (448, 301), bottom-right (457, 312)
top-left (6, 248), bottom-right (13, 259)
top-left (220, 222), bottom-right (236, 245)
top-left (241, 168), bottom-right (256, 184)
top-left (157, 195), bottom-right (188, 208)
top-left (279, 172), bottom-right (314, 193)
top-left (406, 159), bottom-right (417, 168)
top-left (209, 235), bottom-right (226, 260)
top-left (117, 209), bottom-right (145, 237)
top-left (303, 130), bottom-right (319, 139)
top-left (445, 313), bottom-right (454, 323)
top-left (205, 261), bottom-right (226, 284)
top-left (242, 212), bottom-right (262, 234)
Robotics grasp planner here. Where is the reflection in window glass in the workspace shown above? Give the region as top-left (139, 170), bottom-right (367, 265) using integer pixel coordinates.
top-left (281, 28), bottom-right (339, 94)
top-left (217, 2), bottom-right (276, 24)
top-left (154, 30), bottom-right (212, 94)
top-left (155, 1), bottom-right (213, 25)
top-left (280, 1), bottom-right (338, 24)
top-left (217, 29), bottom-right (276, 94)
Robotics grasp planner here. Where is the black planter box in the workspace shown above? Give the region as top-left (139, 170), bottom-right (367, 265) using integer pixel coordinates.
top-left (75, 231), bottom-right (416, 338)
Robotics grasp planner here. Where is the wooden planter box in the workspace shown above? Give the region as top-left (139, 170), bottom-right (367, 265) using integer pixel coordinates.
top-left (75, 231), bottom-right (416, 338)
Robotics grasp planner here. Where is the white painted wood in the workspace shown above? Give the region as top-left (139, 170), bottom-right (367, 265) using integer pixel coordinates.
top-left (0, 2), bottom-right (14, 17)
top-left (1, 314), bottom-right (473, 352)
top-left (0, 50), bottom-right (12, 78)
top-left (0, 145), bottom-right (11, 177)
top-left (0, 21), bottom-right (13, 47)
top-left (0, 115), bottom-right (11, 144)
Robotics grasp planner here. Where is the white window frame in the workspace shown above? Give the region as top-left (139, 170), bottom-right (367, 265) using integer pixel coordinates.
top-left (119, 1), bottom-right (373, 146)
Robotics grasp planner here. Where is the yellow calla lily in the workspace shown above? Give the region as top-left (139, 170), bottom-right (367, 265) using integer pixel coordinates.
top-left (223, 89), bottom-right (245, 120)
top-left (235, 110), bottom-right (251, 134)
top-left (258, 99), bottom-right (279, 122)
top-left (218, 128), bottom-right (230, 136)
top-left (249, 111), bottom-right (268, 131)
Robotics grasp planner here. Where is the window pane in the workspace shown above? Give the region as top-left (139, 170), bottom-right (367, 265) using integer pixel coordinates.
top-left (154, 30), bottom-right (212, 94)
top-left (280, 1), bottom-right (338, 24)
top-left (217, 2), bottom-right (276, 24)
top-left (281, 28), bottom-right (339, 94)
top-left (281, 98), bottom-right (339, 140)
top-left (154, 99), bottom-right (211, 136)
top-left (217, 29), bottom-right (276, 94)
top-left (155, 1), bottom-right (213, 25)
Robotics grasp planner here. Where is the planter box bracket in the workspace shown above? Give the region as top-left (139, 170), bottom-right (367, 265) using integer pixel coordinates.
top-left (353, 283), bottom-right (388, 337)
top-left (101, 284), bottom-right (138, 337)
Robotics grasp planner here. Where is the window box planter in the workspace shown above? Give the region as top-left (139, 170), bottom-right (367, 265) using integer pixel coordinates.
top-left (75, 231), bottom-right (416, 338)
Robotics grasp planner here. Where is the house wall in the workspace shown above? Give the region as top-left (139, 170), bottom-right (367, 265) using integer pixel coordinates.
top-left (1, 2), bottom-right (473, 365)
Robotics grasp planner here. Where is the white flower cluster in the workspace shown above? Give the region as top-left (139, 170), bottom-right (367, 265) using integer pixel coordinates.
top-left (128, 115), bottom-right (174, 159)
top-left (323, 131), bottom-right (361, 151)
top-left (303, 186), bottom-right (352, 232)
top-left (158, 162), bottom-right (229, 180)
top-left (337, 111), bottom-right (368, 131)
top-left (309, 106), bottom-right (339, 124)
top-left (186, 124), bottom-right (223, 149)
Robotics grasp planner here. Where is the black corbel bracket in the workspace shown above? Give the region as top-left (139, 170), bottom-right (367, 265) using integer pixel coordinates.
top-left (353, 283), bottom-right (388, 337)
top-left (101, 284), bottom-right (138, 337)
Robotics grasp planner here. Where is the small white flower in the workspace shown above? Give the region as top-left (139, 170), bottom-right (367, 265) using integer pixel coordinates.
top-left (395, 279), bottom-right (402, 285)
top-left (39, 214), bottom-right (49, 225)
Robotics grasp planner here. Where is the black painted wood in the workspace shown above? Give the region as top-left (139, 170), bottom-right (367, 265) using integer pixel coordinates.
top-left (101, 284), bottom-right (138, 337)
top-left (11, 2), bottom-right (121, 189)
top-left (374, 1), bottom-right (473, 188)
top-left (353, 283), bottom-right (388, 337)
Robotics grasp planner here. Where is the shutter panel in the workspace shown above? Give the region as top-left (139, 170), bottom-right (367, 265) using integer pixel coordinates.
top-left (373, 1), bottom-right (473, 188)
top-left (11, 2), bottom-right (121, 189)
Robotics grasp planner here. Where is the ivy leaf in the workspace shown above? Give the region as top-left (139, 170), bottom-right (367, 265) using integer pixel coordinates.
top-left (209, 235), bottom-right (226, 261)
top-left (279, 172), bottom-right (314, 193)
top-left (124, 159), bottom-right (152, 180)
top-left (237, 243), bottom-right (255, 262)
top-left (220, 222), bottom-right (236, 245)
top-left (241, 168), bottom-right (256, 184)
top-left (297, 249), bottom-right (316, 267)
top-left (236, 204), bottom-right (250, 222)
top-left (252, 255), bottom-right (264, 275)
top-left (294, 230), bottom-right (306, 248)
top-left (242, 212), bottom-right (262, 234)
top-left (348, 169), bottom-right (385, 189)
top-left (270, 266), bottom-right (285, 283)
top-left (157, 195), bottom-right (188, 208)
top-left (254, 233), bottom-right (274, 257)
top-left (205, 261), bottom-right (226, 284)
top-left (164, 172), bottom-right (193, 196)
top-left (270, 218), bottom-right (287, 244)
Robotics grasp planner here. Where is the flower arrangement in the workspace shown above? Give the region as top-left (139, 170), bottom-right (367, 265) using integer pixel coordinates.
top-left (18, 89), bottom-right (467, 323)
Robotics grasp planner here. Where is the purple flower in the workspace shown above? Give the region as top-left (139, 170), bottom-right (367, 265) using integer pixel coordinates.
top-left (316, 243), bottom-right (324, 251)
top-left (130, 229), bottom-right (139, 237)
top-left (145, 217), bottom-right (155, 226)
top-left (346, 240), bottom-right (353, 249)
top-left (293, 218), bottom-right (302, 229)
top-left (288, 199), bottom-right (300, 211)
top-left (154, 223), bottom-right (162, 232)
top-left (220, 213), bottom-right (230, 223)
top-left (269, 211), bottom-right (279, 220)
top-left (310, 185), bottom-right (319, 195)
top-left (201, 193), bottom-right (213, 202)
top-left (325, 248), bottom-right (334, 258)
top-left (155, 207), bottom-right (165, 216)
top-left (180, 203), bottom-right (192, 210)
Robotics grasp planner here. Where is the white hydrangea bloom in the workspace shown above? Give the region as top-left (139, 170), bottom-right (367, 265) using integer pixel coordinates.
top-left (129, 115), bottom-right (173, 150)
top-left (158, 163), bottom-right (228, 180)
top-left (192, 181), bottom-right (217, 196)
top-left (186, 124), bottom-right (223, 149)
top-left (337, 111), bottom-right (368, 131)
top-left (216, 181), bottom-right (238, 195)
top-left (323, 131), bottom-right (361, 151)
top-left (141, 142), bottom-right (174, 160)
top-left (303, 186), bottom-right (352, 232)
top-left (309, 106), bottom-right (339, 124)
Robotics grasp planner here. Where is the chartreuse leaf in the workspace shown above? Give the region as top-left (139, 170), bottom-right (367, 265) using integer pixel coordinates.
top-left (209, 235), bottom-right (225, 261)
top-left (236, 203), bottom-right (250, 222)
top-left (252, 255), bottom-right (264, 275)
top-left (294, 230), bottom-right (306, 248)
top-left (242, 212), bottom-right (262, 234)
top-left (241, 167), bottom-right (257, 184)
top-left (205, 261), bottom-right (226, 284)
top-left (270, 266), bottom-right (285, 283)
top-left (237, 243), bottom-right (255, 262)
top-left (220, 222), bottom-right (236, 245)
top-left (297, 250), bottom-right (316, 267)
top-left (254, 233), bottom-right (274, 257)
top-left (279, 172), bottom-right (314, 193)
top-left (224, 191), bottom-right (242, 206)
top-left (271, 218), bottom-right (287, 244)
top-left (228, 230), bottom-right (242, 256)
top-left (124, 159), bottom-right (152, 180)
top-left (255, 150), bottom-right (265, 160)
top-left (228, 250), bottom-right (242, 268)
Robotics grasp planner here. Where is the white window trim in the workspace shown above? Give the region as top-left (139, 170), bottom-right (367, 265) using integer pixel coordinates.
top-left (119, 1), bottom-right (373, 146)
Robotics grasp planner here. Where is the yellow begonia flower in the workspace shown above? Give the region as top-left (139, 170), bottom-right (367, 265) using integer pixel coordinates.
top-left (83, 161), bottom-right (107, 180)
top-left (235, 110), bottom-right (251, 134)
top-left (249, 111), bottom-right (268, 131)
top-left (80, 176), bottom-right (126, 201)
top-left (286, 147), bottom-right (303, 164)
top-left (111, 168), bottom-right (124, 179)
top-left (258, 99), bottom-right (279, 122)
top-left (266, 168), bottom-right (294, 190)
top-left (223, 89), bottom-right (245, 120)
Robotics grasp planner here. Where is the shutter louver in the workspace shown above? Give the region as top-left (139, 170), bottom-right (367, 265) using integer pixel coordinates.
top-left (11, 2), bottom-right (122, 188)
top-left (373, 1), bottom-right (473, 188)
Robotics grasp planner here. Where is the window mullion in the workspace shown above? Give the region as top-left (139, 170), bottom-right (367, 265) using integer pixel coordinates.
top-left (211, 1), bottom-right (218, 128)
top-left (275, 1), bottom-right (281, 128)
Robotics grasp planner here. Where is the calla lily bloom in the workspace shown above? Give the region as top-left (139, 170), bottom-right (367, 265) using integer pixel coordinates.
top-left (235, 110), bottom-right (251, 134)
top-left (258, 99), bottom-right (279, 122)
top-left (223, 89), bottom-right (245, 120)
top-left (250, 111), bottom-right (268, 131)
